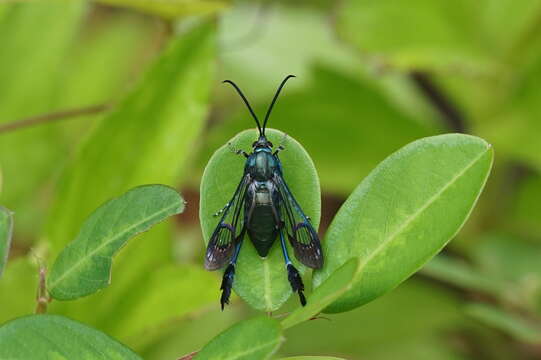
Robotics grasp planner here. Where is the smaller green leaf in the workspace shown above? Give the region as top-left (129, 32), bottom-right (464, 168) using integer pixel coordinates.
top-left (314, 134), bottom-right (493, 313)
top-left (0, 315), bottom-right (141, 359)
top-left (48, 185), bottom-right (184, 300)
top-left (0, 206), bottom-right (13, 277)
top-left (98, 0), bottom-right (229, 19)
top-left (281, 258), bottom-right (359, 330)
top-left (466, 303), bottom-right (541, 344)
top-left (194, 317), bottom-right (283, 360)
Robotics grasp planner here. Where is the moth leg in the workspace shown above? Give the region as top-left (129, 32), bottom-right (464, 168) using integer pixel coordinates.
top-left (279, 227), bottom-right (306, 306)
top-left (273, 132), bottom-right (288, 156)
top-left (227, 142), bottom-right (249, 158)
top-left (220, 227), bottom-right (246, 310)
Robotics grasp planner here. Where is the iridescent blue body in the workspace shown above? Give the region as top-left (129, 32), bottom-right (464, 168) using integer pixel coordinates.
top-left (204, 76), bottom-right (323, 310)
top-left (244, 146), bottom-right (281, 257)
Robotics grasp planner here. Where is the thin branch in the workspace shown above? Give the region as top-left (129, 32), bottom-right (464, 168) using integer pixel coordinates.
top-left (178, 351), bottom-right (198, 360)
top-left (0, 103), bottom-right (112, 135)
top-left (35, 266), bottom-right (49, 314)
top-left (410, 71), bottom-right (466, 133)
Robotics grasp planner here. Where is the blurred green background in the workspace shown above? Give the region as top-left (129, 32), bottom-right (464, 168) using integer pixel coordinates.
top-left (0, 0), bottom-right (540, 359)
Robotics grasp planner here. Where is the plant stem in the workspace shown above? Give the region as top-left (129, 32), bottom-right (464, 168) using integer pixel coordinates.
top-left (178, 351), bottom-right (198, 360)
top-left (35, 266), bottom-right (49, 314)
top-left (0, 103), bottom-right (111, 135)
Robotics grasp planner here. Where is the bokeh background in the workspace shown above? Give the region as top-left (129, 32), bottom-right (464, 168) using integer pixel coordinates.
top-left (0, 0), bottom-right (540, 359)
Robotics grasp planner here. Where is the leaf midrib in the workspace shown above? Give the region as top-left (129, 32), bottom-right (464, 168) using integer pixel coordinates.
top-left (263, 260), bottom-right (273, 310)
top-left (220, 338), bottom-right (281, 360)
top-left (49, 203), bottom-right (178, 291)
top-left (355, 148), bottom-right (489, 277)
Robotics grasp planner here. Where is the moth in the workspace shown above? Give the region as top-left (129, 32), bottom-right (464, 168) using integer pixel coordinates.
top-left (205, 75), bottom-right (323, 309)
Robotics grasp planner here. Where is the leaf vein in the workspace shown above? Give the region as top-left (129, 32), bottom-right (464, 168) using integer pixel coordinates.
top-left (49, 202), bottom-right (178, 290)
top-left (356, 148), bottom-right (488, 275)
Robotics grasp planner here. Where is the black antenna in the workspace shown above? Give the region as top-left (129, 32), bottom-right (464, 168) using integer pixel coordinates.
top-left (262, 75), bottom-right (296, 134)
top-left (223, 80), bottom-right (262, 135)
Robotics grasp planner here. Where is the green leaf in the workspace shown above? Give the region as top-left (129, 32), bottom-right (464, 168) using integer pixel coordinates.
top-left (194, 317), bottom-right (283, 360)
top-left (313, 134), bottom-right (493, 313)
top-left (98, 0), bottom-right (229, 19)
top-left (46, 22), bottom-right (214, 258)
top-left (0, 256), bottom-right (39, 324)
top-left (0, 206), bottom-right (13, 277)
top-left (466, 303), bottom-right (541, 344)
top-left (58, 13), bottom-right (157, 110)
top-left (281, 258), bottom-right (359, 330)
top-left (0, 315), bottom-right (142, 359)
top-left (44, 21), bottom-right (214, 327)
top-left (0, 0), bottom-right (84, 238)
top-left (102, 264), bottom-right (219, 345)
top-left (336, 0), bottom-right (493, 73)
top-left (421, 255), bottom-right (506, 297)
top-left (200, 129), bottom-right (320, 311)
top-left (48, 185), bottom-right (184, 300)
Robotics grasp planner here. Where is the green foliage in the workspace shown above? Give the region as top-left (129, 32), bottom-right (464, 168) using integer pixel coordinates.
top-left (422, 255), bottom-right (505, 298)
top-left (280, 357), bottom-right (346, 360)
top-left (48, 185), bottom-right (184, 300)
top-left (466, 303), bottom-right (541, 344)
top-left (41, 21), bottom-right (216, 343)
top-left (0, 257), bottom-right (38, 324)
top-left (200, 129), bottom-right (320, 311)
top-left (0, 206), bottom-right (13, 277)
top-left (1, 0), bottom-right (539, 358)
top-left (281, 258), bottom-right (359, 330)
top-left (194, 317), bottom-right (283, 360)
top-left (46, 22), bottom-right (215, 258)
top-left (0, 315), bottom-right (141, 359)
top-left (0, 1), bottom-right (85, 237)
top-left (313, 134), bottom-right (493, 313)
top-left (104, 264), bottom-right (218, 343)
top-left (98, 0), bottom-right (229, 19)
top-left (337, 0), bottom-right (489, 73)
top-left (512, 173), bottom-right (541, 237)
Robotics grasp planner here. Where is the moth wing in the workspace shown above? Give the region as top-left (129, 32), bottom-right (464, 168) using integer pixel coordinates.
top-left (205, 174), bottom-right (250, 270)
top-left (274, 172), bottom-right (323, 269)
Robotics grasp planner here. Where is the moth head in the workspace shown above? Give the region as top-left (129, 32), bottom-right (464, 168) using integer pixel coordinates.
top-left (252, 136), bottom-right (273, 150)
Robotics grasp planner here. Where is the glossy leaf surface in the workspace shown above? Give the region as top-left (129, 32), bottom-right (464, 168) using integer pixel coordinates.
top-left (0, 315), bottom-right (141, 359)
top-left (48, 185), bottom-right (184, 300)
top-left (194, 316), bottom-right (283, 360)
top-left (313, 134), bottom-right (493, 313)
